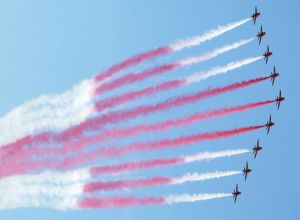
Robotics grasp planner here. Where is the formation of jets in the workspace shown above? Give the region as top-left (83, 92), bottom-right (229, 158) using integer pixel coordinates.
top-left (231, 7), bottom-right (286, 203)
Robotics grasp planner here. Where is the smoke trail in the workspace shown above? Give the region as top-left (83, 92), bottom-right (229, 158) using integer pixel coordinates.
top-left (95, 47), bottom-right (172, 83)
top-left (0, 19), bottom-right (251, 151)
top-left (1, 77), bottom-right (270, 165)
top-left (171, 18), bottom-right (251, 51)
top-left (0, 79), bottom-right (95, 147)
top-left (0, 196), bottom-right (78, 210)
top-left (95, 56), bottom-right (261, 112)
top-left (90, 149), bottom-right (250, 176)
top-left (94, 39), bottom-right (253, 96)
top-left (186, 56), bottom-right (263, 84)
top-left (4, 99), bottom-right (272, 167)
top-left (164, 193), bottom-right (231, 204)
top-left (84, 171), bottom-right (241, 192)
top-left (0, 193), bottom-right (230, 210)
top-left (66, 125), bottom-right (264, 161)
top-left (79, 193), bottom-right (230, 209)
top-left (0, 168), bottom-right (91, 186)
top-left (63, 100), bottom-right (272, 157)
top-left (95, 18), bottom-right (251, 83)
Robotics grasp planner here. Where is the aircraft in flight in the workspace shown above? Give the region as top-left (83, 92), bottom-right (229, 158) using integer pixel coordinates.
top-left (253, 139), bottom-right (262, 159)
top-left (275, 90), bottom-right (285, 109)
top-left (270, 66), bottom-right (279, 86)
top-left (265, 115), bottom-right (275, 135)
top-left (242, 161), bottom-right (252, 181)
top-left (232, 184), bottom-right (241, 203)
top-left (263, 45), bottom-right (273, 64)
top-left (257, 25), bottom-right (266, 44)
top-left (251, 7), bottom-right (261, 24)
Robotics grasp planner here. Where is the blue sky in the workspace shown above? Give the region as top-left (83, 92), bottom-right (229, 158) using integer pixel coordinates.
top-left (0, 0), bottom-right (299, 219)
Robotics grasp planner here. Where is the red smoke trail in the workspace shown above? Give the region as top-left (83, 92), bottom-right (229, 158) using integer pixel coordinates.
top-left (3, 99), bottom-right (274, 164)
top-left (79, 196), bottom-right (164, 209)
top-left (0, 76), bottom-right (270, 162)
top-left (0, 125), bottom-right (263, 179)
top-left (94, 46), bottom-right (171, 83)
top-left (59, 76), bottom-right (270, 143)
top-left (60, 125), bottom-right (264, 169)
top-left (64, 99), bottom-right (274, 155)
top-left (84, 176), bottom-right (171, 192)
top-left (94, 63), bottom-right (180, 96)
top-left (90, 158), bottom-right (183, 176)
top-left (95, 79), bottom-right (184, 112)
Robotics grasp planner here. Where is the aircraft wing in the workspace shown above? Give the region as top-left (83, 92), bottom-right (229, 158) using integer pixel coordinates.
top-left (266, 56), bottom-right (269, 64)
top-left (259, 37), bottom-right (262, 44)
top-left (272, 77), bottom-right (275, 86)
top-left (277, 101), bottom-right (281, 109)
top-left (267, 126), bottom-right (270, 134)
top-left (254, 151), bottom-right (258, 158)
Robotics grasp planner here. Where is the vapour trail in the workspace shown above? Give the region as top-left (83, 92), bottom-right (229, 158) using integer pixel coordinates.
top-left (94, 39), bottom-right (253, 96)
top-left (94, 18), bottom-right (251, 83)
top-left (79, 193), bottom-right (231, 209)
top-left (95, 56), bottom-right (262, 112)
top-left (84, 171), bottom-right (241, 192)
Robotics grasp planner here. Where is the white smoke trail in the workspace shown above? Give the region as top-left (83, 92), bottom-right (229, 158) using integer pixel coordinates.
top-left (165, 193), bottom-right (231, 204)
top-left (171, 18), bottom-right (251, 51)
top-left (0, 183), bottom-right (84, 197)
top-left (171, 171), bottom-right (242, 185)
top-left (178, 38), bottom-right (254, 66)
top-left (0, 196), bottom-right (78, 210)
top-left (185, 56), bottom-right (263, 84)
top-left (0, 79), bottom-right (95, 146)
top-left (0, 167), bottom-right (91, 186)
top-left (184, 149), bottom-right (251, 163)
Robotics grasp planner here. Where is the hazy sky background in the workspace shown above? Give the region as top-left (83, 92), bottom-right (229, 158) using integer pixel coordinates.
top-left (0, 1), bottom-right (299, 219)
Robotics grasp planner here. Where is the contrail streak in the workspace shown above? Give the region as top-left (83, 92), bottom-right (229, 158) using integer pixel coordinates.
top-left (94, 39), bottom-right (253, 96)
top-left (84, 171), bottom-right (241, 192)
top-left (79, 193), bottom-right (231, 209)
top-left (94, 18), bottom-right (251, 83)
top-left (95, 56), bottom-right (262, 112)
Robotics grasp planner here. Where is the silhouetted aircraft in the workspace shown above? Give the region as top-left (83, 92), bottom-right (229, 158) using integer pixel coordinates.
top-left (263, 45), bottom-right (272, 64)
top-left (251, 7), bottom-right (261, 24)
top-left (257, 25), bottom-right (266, 44)
top-left (275, 90), bottom-right (285, 109)
top-left (253, 139), bottom-right (262, 159)
top-left (242, 161), bottom-right (252, 181)
top-left (265, 115), bottom-right (275, 135)
top-left (232, 184), bottom-right (241, 203)
top-left (270, 66), bottom-right (279, 86)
